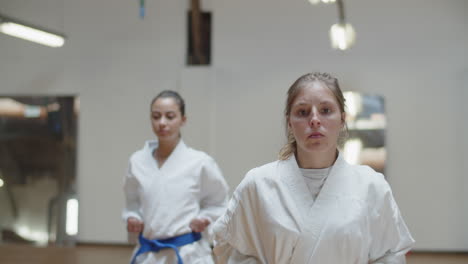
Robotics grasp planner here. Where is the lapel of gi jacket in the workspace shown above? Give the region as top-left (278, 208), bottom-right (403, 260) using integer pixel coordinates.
top-left (286, 153), bottom-right (348, 263)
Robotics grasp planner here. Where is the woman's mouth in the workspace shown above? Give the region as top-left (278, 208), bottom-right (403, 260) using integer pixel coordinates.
top-left (308, 132), bottom-right (324, 139)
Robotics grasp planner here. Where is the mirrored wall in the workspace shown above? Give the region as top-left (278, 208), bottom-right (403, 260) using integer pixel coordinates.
top-left (341, 92), bottom-right (386, 173)
top-left (0, 96), bottom-right (78, 246)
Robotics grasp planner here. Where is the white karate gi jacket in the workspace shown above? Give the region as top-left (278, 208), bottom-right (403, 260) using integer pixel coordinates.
top-left (213, 153), bottom-right (414, 264)
top-left (123, 140), bottom-right (229, 264)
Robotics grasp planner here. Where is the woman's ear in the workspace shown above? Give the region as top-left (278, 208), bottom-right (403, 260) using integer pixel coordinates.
top-left (341, 112), bottom-right (346, 125)
top-left (182, 115), bottom-right (187, 125)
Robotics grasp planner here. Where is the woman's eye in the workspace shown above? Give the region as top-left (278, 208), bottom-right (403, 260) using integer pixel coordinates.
top-left (321, 108), bottom-right (331, 114)
top-left (166, 115), bottom-right (175, 120)
top-left (152, 115), bottom-right (160, 120)
top-left (298, 109), bottom-right (308, 116)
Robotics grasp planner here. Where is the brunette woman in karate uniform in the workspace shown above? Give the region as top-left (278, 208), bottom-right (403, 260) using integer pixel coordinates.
top-left (123, 90), bottom-right (229, 264)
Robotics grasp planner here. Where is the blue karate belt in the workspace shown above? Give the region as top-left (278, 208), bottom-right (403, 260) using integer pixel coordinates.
top-left (131, 232), bottom-right (202, 264)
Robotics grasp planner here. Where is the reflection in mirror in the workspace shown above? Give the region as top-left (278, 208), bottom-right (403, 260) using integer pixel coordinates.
top-left (0, 96), bottom-right (78, 246)
top-left (341, 92), bottom-right (386, 173)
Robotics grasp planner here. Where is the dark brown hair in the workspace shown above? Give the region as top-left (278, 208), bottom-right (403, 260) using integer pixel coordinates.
top-left (150, 90), bottom-right (186, 116)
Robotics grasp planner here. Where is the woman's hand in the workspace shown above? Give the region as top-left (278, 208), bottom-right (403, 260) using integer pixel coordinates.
top-left (127, 217), bottom-right (144, 233)
top-left (189, 218), bottom-right (211, 233)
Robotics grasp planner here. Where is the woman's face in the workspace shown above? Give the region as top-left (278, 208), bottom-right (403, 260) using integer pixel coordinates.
top-left (150, 97), bottom-right (186, 143)
top-left (288, 81), bottom-right (345, 157)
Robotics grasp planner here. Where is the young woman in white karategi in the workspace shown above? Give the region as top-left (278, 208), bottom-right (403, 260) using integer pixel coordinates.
top-left (122, 90), bottom-right (229, 264)
top-left (213, 72), bottom-right (415, 263)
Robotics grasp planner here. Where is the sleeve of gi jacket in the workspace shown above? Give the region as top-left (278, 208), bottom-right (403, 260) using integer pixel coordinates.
top-left (198, 156), bottom-right (229, 225)
top-left (368, 175), bottom-right (415, 264)
top-left (122, 160), bottom-right (143, 222)
top-left (212, 169), bottom-right (265, 264)
top-left (214, 243), bottom-right (261, 264)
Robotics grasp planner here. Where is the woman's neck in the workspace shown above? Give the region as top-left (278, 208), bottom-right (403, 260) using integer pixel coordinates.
top-left (296, 148), bottom-right (337, 169)
top-left (156, 138), bottom-right (180, 159)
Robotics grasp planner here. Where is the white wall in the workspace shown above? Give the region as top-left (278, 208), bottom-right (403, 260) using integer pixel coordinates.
top-left (0, 0), bottom-right (467, 250)
top-left (462, 28), bottom-right (468, 249)
top-left (461, 1), bottom-right (468, 246)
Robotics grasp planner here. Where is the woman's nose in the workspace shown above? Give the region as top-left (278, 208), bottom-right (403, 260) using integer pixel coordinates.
top-left (309, 111), bottom-right (321, 127)
top-left (159, 117), bottom-right (167, 126)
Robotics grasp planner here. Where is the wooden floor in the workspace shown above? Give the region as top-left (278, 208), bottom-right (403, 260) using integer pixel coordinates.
top-left (0, 243), bottom-right (467, 264)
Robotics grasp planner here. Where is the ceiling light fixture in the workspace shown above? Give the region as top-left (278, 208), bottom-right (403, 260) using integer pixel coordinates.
top-left (0, 14), bottom-right (65, 48)
top-left (329, 0), bottom-right (355, 50)
top-left (307, 0), bottom-right (356, 50)
top-left (308, 0), bottom-right (336, 5)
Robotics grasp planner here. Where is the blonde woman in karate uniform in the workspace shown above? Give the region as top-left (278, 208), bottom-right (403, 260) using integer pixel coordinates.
top-left (123, 90), bottom-right (229, 264)
top-left (213, 73), bottom-right (415, 263)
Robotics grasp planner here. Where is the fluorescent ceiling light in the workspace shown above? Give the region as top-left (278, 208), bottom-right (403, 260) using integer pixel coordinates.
top-left (308, 0), bottom-right (335, 4)
top-left (0, 16), bottom-right (65, 47)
